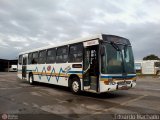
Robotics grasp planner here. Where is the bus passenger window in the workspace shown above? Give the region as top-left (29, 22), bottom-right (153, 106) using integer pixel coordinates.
top-left (32, 52), bottom-right (38, 64)
top-left (38, 50), bottom-right (46, 64)
top-left (46, 48), bottom-right (56, 64)
top-left (56, 46), bottom-right (68, 63)
top-left (69, 43), bottom-right (83, 63)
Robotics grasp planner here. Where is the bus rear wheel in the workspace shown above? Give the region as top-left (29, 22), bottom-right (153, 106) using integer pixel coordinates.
top-left (71, 78), bottom-right (81, 94)
top-left (29, 74), bottom-right (34, 85)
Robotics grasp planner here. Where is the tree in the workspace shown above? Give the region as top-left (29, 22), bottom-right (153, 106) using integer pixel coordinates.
top-left (143, 54), bottom-right (160, 60)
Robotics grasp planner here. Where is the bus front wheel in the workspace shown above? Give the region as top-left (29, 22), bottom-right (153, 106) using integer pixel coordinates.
top-left (71, 78), bottom-right (81, 94)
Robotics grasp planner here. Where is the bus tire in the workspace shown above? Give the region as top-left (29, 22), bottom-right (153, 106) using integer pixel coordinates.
top-left (71, 77), bottom-right (81, 94)
top-left (29, 74), bottom-right (34, 85)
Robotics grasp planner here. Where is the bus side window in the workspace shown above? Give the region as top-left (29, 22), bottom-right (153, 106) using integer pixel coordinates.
top-left (56, 46), bottom-right (68, 63)
top-left (69, 43), bottom-right (83, 63)
top-left (46, 48), bottom-right (56, 64)
top-left (32, 52), bottom-right (38, 64)
top-left (19, 55), bottom-right (22, 65)
top-left (28, 53), bottom-right (32, 64)
top-left (38, 50), bottom-right (46, 64)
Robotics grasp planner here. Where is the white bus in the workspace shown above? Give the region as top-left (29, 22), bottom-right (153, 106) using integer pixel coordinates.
top-left (17, 34), bottom-right (136, 94)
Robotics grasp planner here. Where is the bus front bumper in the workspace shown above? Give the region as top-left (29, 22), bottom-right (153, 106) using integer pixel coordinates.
top-left (100, 80), bottom-right (136, 92)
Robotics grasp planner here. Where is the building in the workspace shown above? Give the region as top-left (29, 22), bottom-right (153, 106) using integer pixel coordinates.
top-left (0, 59), bottom-right (18, 72)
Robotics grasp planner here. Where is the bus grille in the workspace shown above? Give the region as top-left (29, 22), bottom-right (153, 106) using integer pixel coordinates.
top-left (117, 81), bottom-right (131, 85)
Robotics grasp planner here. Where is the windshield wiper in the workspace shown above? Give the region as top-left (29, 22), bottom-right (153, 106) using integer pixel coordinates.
top-left (111, 42), bottom-right (120, 51)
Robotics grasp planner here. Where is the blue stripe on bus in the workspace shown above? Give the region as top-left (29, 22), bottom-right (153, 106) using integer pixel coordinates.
top-left (101, 75), bottom-right (136, 79)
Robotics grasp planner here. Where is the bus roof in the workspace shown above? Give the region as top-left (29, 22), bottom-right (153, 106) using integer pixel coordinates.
top-left (19, 34), bottom-right (130, 55)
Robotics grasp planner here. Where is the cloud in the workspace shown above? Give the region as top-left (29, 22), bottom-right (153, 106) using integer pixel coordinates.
top-left (0, 0), bottom-right (160, 60)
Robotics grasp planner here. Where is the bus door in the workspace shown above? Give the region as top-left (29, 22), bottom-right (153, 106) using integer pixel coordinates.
top-left (22, 54), bottom-right (27, 79)
top-left (83, 43), bottom-right (99, 92)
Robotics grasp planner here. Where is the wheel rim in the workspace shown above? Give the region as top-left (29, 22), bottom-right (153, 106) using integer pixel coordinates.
top-left (72, 81), bottom-right (79, 92)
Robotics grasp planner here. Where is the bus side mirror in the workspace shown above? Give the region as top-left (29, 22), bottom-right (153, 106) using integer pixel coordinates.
top-left (100, 46), bottom-right (105, 56)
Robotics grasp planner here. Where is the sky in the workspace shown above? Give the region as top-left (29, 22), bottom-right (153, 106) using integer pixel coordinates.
top-left (0, 0), bottom-right (160, 60)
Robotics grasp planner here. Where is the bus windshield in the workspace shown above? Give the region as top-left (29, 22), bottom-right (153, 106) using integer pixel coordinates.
top-left (101, 43), bottom-right (135, 74)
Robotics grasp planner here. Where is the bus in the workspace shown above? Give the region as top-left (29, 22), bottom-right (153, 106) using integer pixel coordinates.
top-left (17, 34), bottom-right (136, 94)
